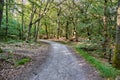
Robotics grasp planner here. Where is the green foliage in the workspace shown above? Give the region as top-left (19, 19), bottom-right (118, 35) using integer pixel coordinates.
top-left (5, 40), bottom-right (23, 44)
top-left (0, 0), bottom-right (116, 43)
top-left (76, 47), bottom-right (119, 78)
top-left (0, 15), bottom-right (21, 39)
top-left (15, 58), bottom-right (30, 66)
top-left (0, 38), bottom-right (23, 44)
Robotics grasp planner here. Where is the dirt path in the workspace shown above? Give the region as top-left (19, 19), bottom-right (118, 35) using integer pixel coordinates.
top-left (31, 40), bottom-right (104, 80)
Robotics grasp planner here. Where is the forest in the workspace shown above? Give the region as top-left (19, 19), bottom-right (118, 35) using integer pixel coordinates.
top-left (0, 0), bottom-right (120, 80)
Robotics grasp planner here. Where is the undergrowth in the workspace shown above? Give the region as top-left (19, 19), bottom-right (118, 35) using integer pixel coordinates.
top-left (58, 41), bottom-right (120, 79)
top-left (76, 47), bottom-right (120, 79)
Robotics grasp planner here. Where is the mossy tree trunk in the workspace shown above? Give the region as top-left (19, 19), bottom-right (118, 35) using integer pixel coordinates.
top-left (6, 0), bottom-right (8, 36)
top-left (65, 21), bottom-right (69, 40)
top-left (0, 48), bottom-right (2, 53)
top-left (45, 21), bottom-right (49, 39)
top-left (102, 0), bottom-right (108, 56)
top-left (57, 7), bottom-right (61, 39)
top-left (112, 0), bottom-right (120, 69)
top-left (27, 4), bottom-right (36, 41)
top-left (21, 0), bottom-right (24, 39)
top-left (0, 0), bottom-right (4, 28)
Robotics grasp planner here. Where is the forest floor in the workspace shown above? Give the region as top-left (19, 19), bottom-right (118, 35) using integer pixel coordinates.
top-left (0, 40), bottom-right (104, 80)
top-left (0, 41), bottom-right (50, 80)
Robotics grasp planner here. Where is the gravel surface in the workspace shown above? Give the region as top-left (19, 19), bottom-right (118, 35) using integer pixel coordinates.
top-left (31, 40), bottom-right (104, 80)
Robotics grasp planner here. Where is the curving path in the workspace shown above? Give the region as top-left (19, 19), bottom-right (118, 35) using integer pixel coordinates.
top-left (31, 40), bottom-right (103, 80)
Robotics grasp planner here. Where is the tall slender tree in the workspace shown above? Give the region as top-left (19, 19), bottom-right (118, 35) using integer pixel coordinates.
top-left (0, 0), bottom-right (4, 28)
top-left (57, 7), bottom-right (61, 39)
top-left (21, 0), bottom-right (24, 39)
top-left (112, 0), bottom-right (120, 69)
top-left (6, 0), bottom-right (8, 36)
top-left (27, 4), bottom-right (36, 41)
top-left (45, 20), bottom-right (49, 39)
top-left (102, 0), bottom-right (108, 56)
top-left (34, 9), bottom-right (41, 42)
top-left (65, 20), bottom-right (69, 39)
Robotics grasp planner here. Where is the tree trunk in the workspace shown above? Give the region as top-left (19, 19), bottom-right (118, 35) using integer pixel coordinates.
top-left (102, 0), bottom-right (108, 56)
top-left (57, 7), bottom-right (61, 39)
top-left (34, 21), bottom-right (40, 42)
top-left (74, 27), bottom-right (78, 42)
top-left (21, 0), bottom-right (24, 39)
top-left (45, 22), bottom-right (48, 39)
top-left (112, 0), bottom-right (120, 69)
top-left (27, 23), bottom-right (32, 41)
top-left (0, 0), bottom-right (4, 52)
top-left (27, 5), bottom-right (36, 41)
top-left (57, 19), bottom-right (60, 39)
top-left (0, 0), bottom-right (4, 28)
top-left (86, 27), bottom-right (91, 40)
top-left (73, 20), bottom-right (78, 42)
top-left (34, 8), bottom-right (41, 42)
top-left (6, 0), bottom-right (8, 36)
top-left (66, 21), bottom-right (69, 39)
top-left (34, 23), bottom-right (37, 38)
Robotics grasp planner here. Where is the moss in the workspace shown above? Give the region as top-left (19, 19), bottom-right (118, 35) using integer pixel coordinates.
top-left (0, 48), bottom-right (3, 53)
top-left (112, 48), bottom-right (120, 69)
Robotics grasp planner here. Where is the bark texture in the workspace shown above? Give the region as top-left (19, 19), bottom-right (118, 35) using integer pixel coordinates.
top-left (0, 0), bottom-right (4, 28)
top-left (112, 0), bottom-right (120, 69)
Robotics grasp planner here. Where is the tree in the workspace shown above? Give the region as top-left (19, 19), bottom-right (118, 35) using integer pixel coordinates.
top-left (21, 0), bottom-right (24, 39)
top-left (27, 4), bottom-right (36, 41)
top-left (65, 20), bottom-right (69, 39)
top-left (45, 19), bottom-right (49, 39)
top-left (56, 6), bottom-right (61, 39)
top-left (102, 0), bottom-right (108, 56)
top-left (112, 0), bottom-right (120, 69)
top-left (0, 0), bottom-right (4, 28)
top-left (0, 0), bottom-right (4, 51)
top-left (34, 9), bottom-right (41, 42)
top-left (5, 0), bottom-right (8, 36)
top-left (27, 0), bottom-right (54, 41)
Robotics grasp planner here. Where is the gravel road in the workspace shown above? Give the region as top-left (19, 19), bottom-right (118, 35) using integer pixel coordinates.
top-left (31, 40), bottom-right (103, 80)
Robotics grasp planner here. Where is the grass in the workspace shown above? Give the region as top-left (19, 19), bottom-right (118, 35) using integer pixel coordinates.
top-left (76, 48), bottom-right (119, 79)
top-left (5, 39), bottom-right (23, 44)
top-left (15, 58), bottom-right (30, 66)
top-left (0, 38), bottom-right (23, 44)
